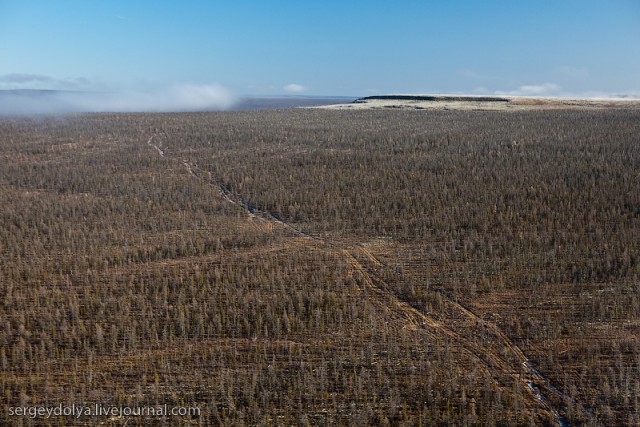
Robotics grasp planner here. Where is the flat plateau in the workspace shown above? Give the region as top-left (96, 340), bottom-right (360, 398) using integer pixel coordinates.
top-left (313, 94), bottom-right (640, 111)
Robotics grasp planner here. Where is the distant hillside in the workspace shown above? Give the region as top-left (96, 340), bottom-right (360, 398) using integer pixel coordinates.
top-left (356, 94), bottom-right (511, 103)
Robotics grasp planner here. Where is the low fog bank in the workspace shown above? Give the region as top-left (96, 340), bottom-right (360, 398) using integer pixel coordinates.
top-left (0, 89), bottom-right (357, 115)
top-left (0, 84), bottom-right (236, 115)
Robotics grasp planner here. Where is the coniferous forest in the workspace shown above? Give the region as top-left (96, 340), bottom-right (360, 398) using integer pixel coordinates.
top-left (1, 108), bottom-right (639, 425)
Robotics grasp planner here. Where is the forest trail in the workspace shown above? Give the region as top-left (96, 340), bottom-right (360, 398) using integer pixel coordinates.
top-left (145, 132), bottom-right (602, 426)
top-left (146, 134), bottom-right (165, 157)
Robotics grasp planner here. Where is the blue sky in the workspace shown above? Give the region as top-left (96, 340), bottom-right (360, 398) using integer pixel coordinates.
top-left (1, 0), bottom-right (639, 99)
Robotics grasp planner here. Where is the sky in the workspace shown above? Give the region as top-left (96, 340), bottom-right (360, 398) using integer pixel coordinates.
top-left (1, 1), bottom-right (639, 111)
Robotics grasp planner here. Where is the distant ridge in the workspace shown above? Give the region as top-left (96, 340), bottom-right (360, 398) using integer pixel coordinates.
top-left (356, 94), bottom-right (511, 103)
top-left (0, 89), bottom-right (88, 95)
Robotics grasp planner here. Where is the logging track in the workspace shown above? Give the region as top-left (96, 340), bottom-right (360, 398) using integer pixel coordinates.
top-left (145, 133), bottom-right (601, 426)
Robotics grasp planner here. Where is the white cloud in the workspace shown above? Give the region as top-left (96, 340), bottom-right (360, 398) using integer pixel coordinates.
top-left (0, 83), bottom-right (237, 114)
top-left (495, 83), bottom-right (561, 96)
top-left (283, 83), bottom-right (307, 93)
top-left (491, 83), bottom-right (640, 100)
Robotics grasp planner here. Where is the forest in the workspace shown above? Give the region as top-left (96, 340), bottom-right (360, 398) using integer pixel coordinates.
top-left (0, 107), bottom-right (639, 425)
